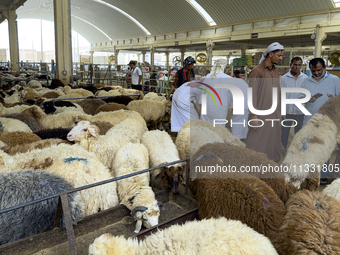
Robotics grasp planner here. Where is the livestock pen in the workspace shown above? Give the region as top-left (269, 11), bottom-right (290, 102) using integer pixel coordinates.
top-left (0, 159), bottom-right (195, 255)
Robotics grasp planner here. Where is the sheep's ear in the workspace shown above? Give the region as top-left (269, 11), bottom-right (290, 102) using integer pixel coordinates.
top-left (88, 125), bottom-right (98, 138)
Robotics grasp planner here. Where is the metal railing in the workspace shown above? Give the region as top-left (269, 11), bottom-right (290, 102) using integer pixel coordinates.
top-left (0, 158), bottom-right (190, 255)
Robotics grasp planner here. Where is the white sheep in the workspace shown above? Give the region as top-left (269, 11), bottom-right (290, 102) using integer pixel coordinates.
top-left (0, 143), bottom-right (119, 217)
top-left (282, 113), bottom-right (337, 188)
top-left (0, 103), bottom-right (30, 115)
top-left (322, 178), bottom-right (340, 202)
top-left (27, 80), bottom-right (42, 89)
top-left (127, 100), bottom-right (171, 130)
top-left (63, 85), bottom-right (94, 97)
top-left (113, 142), bottom-right (160, 233)
top-left (182, 119), bottom-right (245, 147)
top-left (141, 130), bottom-right (184, 192)
top-left (89, 217), bottom-right (278, 255)
top-left (0, 117), bottom-right (32, 133)
top-left (3, 93), bottom-right (20, 104)
top-left (67, 118), bottom-right (147, 173)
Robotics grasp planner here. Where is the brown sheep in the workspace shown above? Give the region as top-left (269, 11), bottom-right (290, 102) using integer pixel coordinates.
top-left (91, 121), bottom-right (113, 135)
top-left (190, 143), bottom-right (297, 204)
top-left (194, 173), bottom-right (286, 248)
top-left (95, 103), bottom-right (129, 114)
top-left (0, 131), bottom-right (41, 147)
top-left (2, 138), bottom-right (71, 155)
top-left (41, 91), bottom-right (60, 98)
top-left (76, 98), bottom-right (106, 115)
top-left (94, 84), bottom-right (105, 89)
top-left (1, 113), bottom-right (41, 132)
top-left (276, 190), bottom-right (340, 254)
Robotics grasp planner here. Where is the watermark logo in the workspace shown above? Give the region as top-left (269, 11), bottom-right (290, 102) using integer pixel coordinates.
top-left (188, 82), bottom-right (222, 106)
top-left (201, 84), bottom-right (312, 116)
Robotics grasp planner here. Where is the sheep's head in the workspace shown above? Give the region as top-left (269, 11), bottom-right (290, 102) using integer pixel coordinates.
top-left (157, 162), bottom-right (186, 193)
top-left (131, 200), bottom-right (160, 233)
top-left (40, 100), bottom-right (57, 114)
top-left (67, 120), bottom-right (100, 142)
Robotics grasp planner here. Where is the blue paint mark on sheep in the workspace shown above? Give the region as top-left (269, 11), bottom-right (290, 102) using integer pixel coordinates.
top-left (63, 157), bottom-right (88, 164)
top-left (300, 136), bottom-right (310, 151)
top-left (316, 202), bottom-right (323, 210)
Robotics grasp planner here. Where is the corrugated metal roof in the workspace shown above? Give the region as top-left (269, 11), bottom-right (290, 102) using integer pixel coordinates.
top-left (197, 0), bottom-right (335, 25)
top-left (6, 0), bottom-right (338, 43)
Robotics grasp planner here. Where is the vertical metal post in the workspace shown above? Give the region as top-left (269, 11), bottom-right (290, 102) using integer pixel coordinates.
top-left (60, 193), bottom-right (78, 255)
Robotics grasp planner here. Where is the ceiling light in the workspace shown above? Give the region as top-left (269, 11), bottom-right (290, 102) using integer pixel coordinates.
top-left (186, 0), bottom-right (216, 26)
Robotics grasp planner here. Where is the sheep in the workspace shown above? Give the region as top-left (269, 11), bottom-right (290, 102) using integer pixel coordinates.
top-left (143, 92), bottom-right (166, 102)
top-left (95, 90), bottom-right (111, 97)
top-left (23, 88), bottom-right (40, 100)
top-left (282, 96), bottom-right (340, 189)
top-left (89, 217), bottom-right (278, 255)
top-left (141, 130), bottom-right (185, 192)
top-left (94, 84), bottom-right (105, 89)
top-left (48, 79), bottom-right (65, 89)
top-left (0, 96), bottom-right (30, 108)
top-left (3, 93), bottom-right (20, 104)
top-left (0, 170), bottom-right (83, 245)
top-left (0, 143), bottom-right (119, 216)
top-left (2, 138), bottom-right (71, 155)
top-left (113, 142), bottom-right (160, 233)
top-left (175, 125), bottom-right (224, 160)
top-left (95, 102), bottom-right (129, 114)
top-left (119, 88), bottom-right (144, 99)
top-left (0, 112), bottom-right (41, 132)
top-left (182, 119), bottom-right (245, 147)
top-left (27, 80), bottom-right (42, 89)
top-left (190, 142), bottom-right (297, 204)
top-left (0, 117), bottom-right (32, 133)
top-left (103, 95), bottom-right (133, 105)
top-left (0, 131), bottom-right (41, 147)
top-left (23, 105), bottom-right (147, 130)
top-left (76, 98), bottom-right (106, 115)
top-left (127, 99), bottom-right (171, 130)
top-left (22, 106), bottom-right (84, 129)
top-left (276, 190), bottom-right (340, 254)
top-left (41, 91), bottom-right (61, 98)
top-left (59, 92), bottom-right (83, 98)
top-left (108, 90), bottom-right (121, 96)
top-left (34, 127), bottom-right (71, 141)
top-left (67, 118), bottom-right (147, 172)
top-left (64, 85), bottom-right (94, 97)
top-left (191, 170), bottom-right (286, 247)
top-left (0, 103), bottom-right (30, 115)
top-left (322, 178), bottom-right (340, 202)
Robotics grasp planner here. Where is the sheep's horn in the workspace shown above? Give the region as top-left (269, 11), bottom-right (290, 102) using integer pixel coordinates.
top-left (131, 206), bottom-right (148, 219)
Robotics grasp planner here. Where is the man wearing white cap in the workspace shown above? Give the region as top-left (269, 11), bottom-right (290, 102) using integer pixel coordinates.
top-left (245, 42), bottom-right (284, 162)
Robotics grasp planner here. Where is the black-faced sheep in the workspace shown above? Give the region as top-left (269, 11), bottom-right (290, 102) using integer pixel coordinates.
top-left (95, 102), bottom-right (129, 114)
top-left (276, 190), bottom-right (340, 254)
top-left (0, 170), bottom-right (83, 245)
top-left (89, 217), bottom-right (278, 255)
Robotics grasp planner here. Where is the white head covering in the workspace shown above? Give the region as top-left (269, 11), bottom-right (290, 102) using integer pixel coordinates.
top-left (259, 42), bottom-right (284, 64)
top-left (210, 59), bottom-right (228, 79)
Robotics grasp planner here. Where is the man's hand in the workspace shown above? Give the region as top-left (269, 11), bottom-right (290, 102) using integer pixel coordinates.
top-left (327, 93), bottom-right (334, 99)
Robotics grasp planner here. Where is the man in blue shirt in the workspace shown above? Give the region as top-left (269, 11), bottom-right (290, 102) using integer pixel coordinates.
top-left (298, 58), bottom-right (340, 184)
top-left (280, 57), bottom-right (308, 150)
top-left (299, 58), bottom-right (340, 126)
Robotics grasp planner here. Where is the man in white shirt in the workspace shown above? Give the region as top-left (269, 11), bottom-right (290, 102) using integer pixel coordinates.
top-left (128, 60), bottom-right (142, 91)
top-left (280, 57), bottom-right (308, 149)
top-left (201, 59), bottom-right (249, 141)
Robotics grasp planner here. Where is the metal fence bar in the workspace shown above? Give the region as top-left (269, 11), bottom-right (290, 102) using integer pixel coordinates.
top-left (48, 94), bottom-right (141, 101)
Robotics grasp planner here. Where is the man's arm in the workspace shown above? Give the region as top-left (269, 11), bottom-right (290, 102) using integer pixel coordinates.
top-left (138, 75), bottom-right (142, 86)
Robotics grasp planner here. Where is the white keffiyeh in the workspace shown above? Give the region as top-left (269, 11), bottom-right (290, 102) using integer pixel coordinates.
top-left (259, 42), bottom-right (284, 63)
top-left (210, 59), bottom-right (228, 79)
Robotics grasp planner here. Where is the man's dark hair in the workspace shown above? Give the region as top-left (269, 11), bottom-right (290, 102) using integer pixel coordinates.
top-left (309, 58), bottom-right (325, 69)
top-left (290, 57), bottom-right (303, 64)
top-left (265, 49), bottom-right (283, 58)
top-left (128, 60), bottom-right (136, 66)
top-left (233, 70), bottom-right (240, 75)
